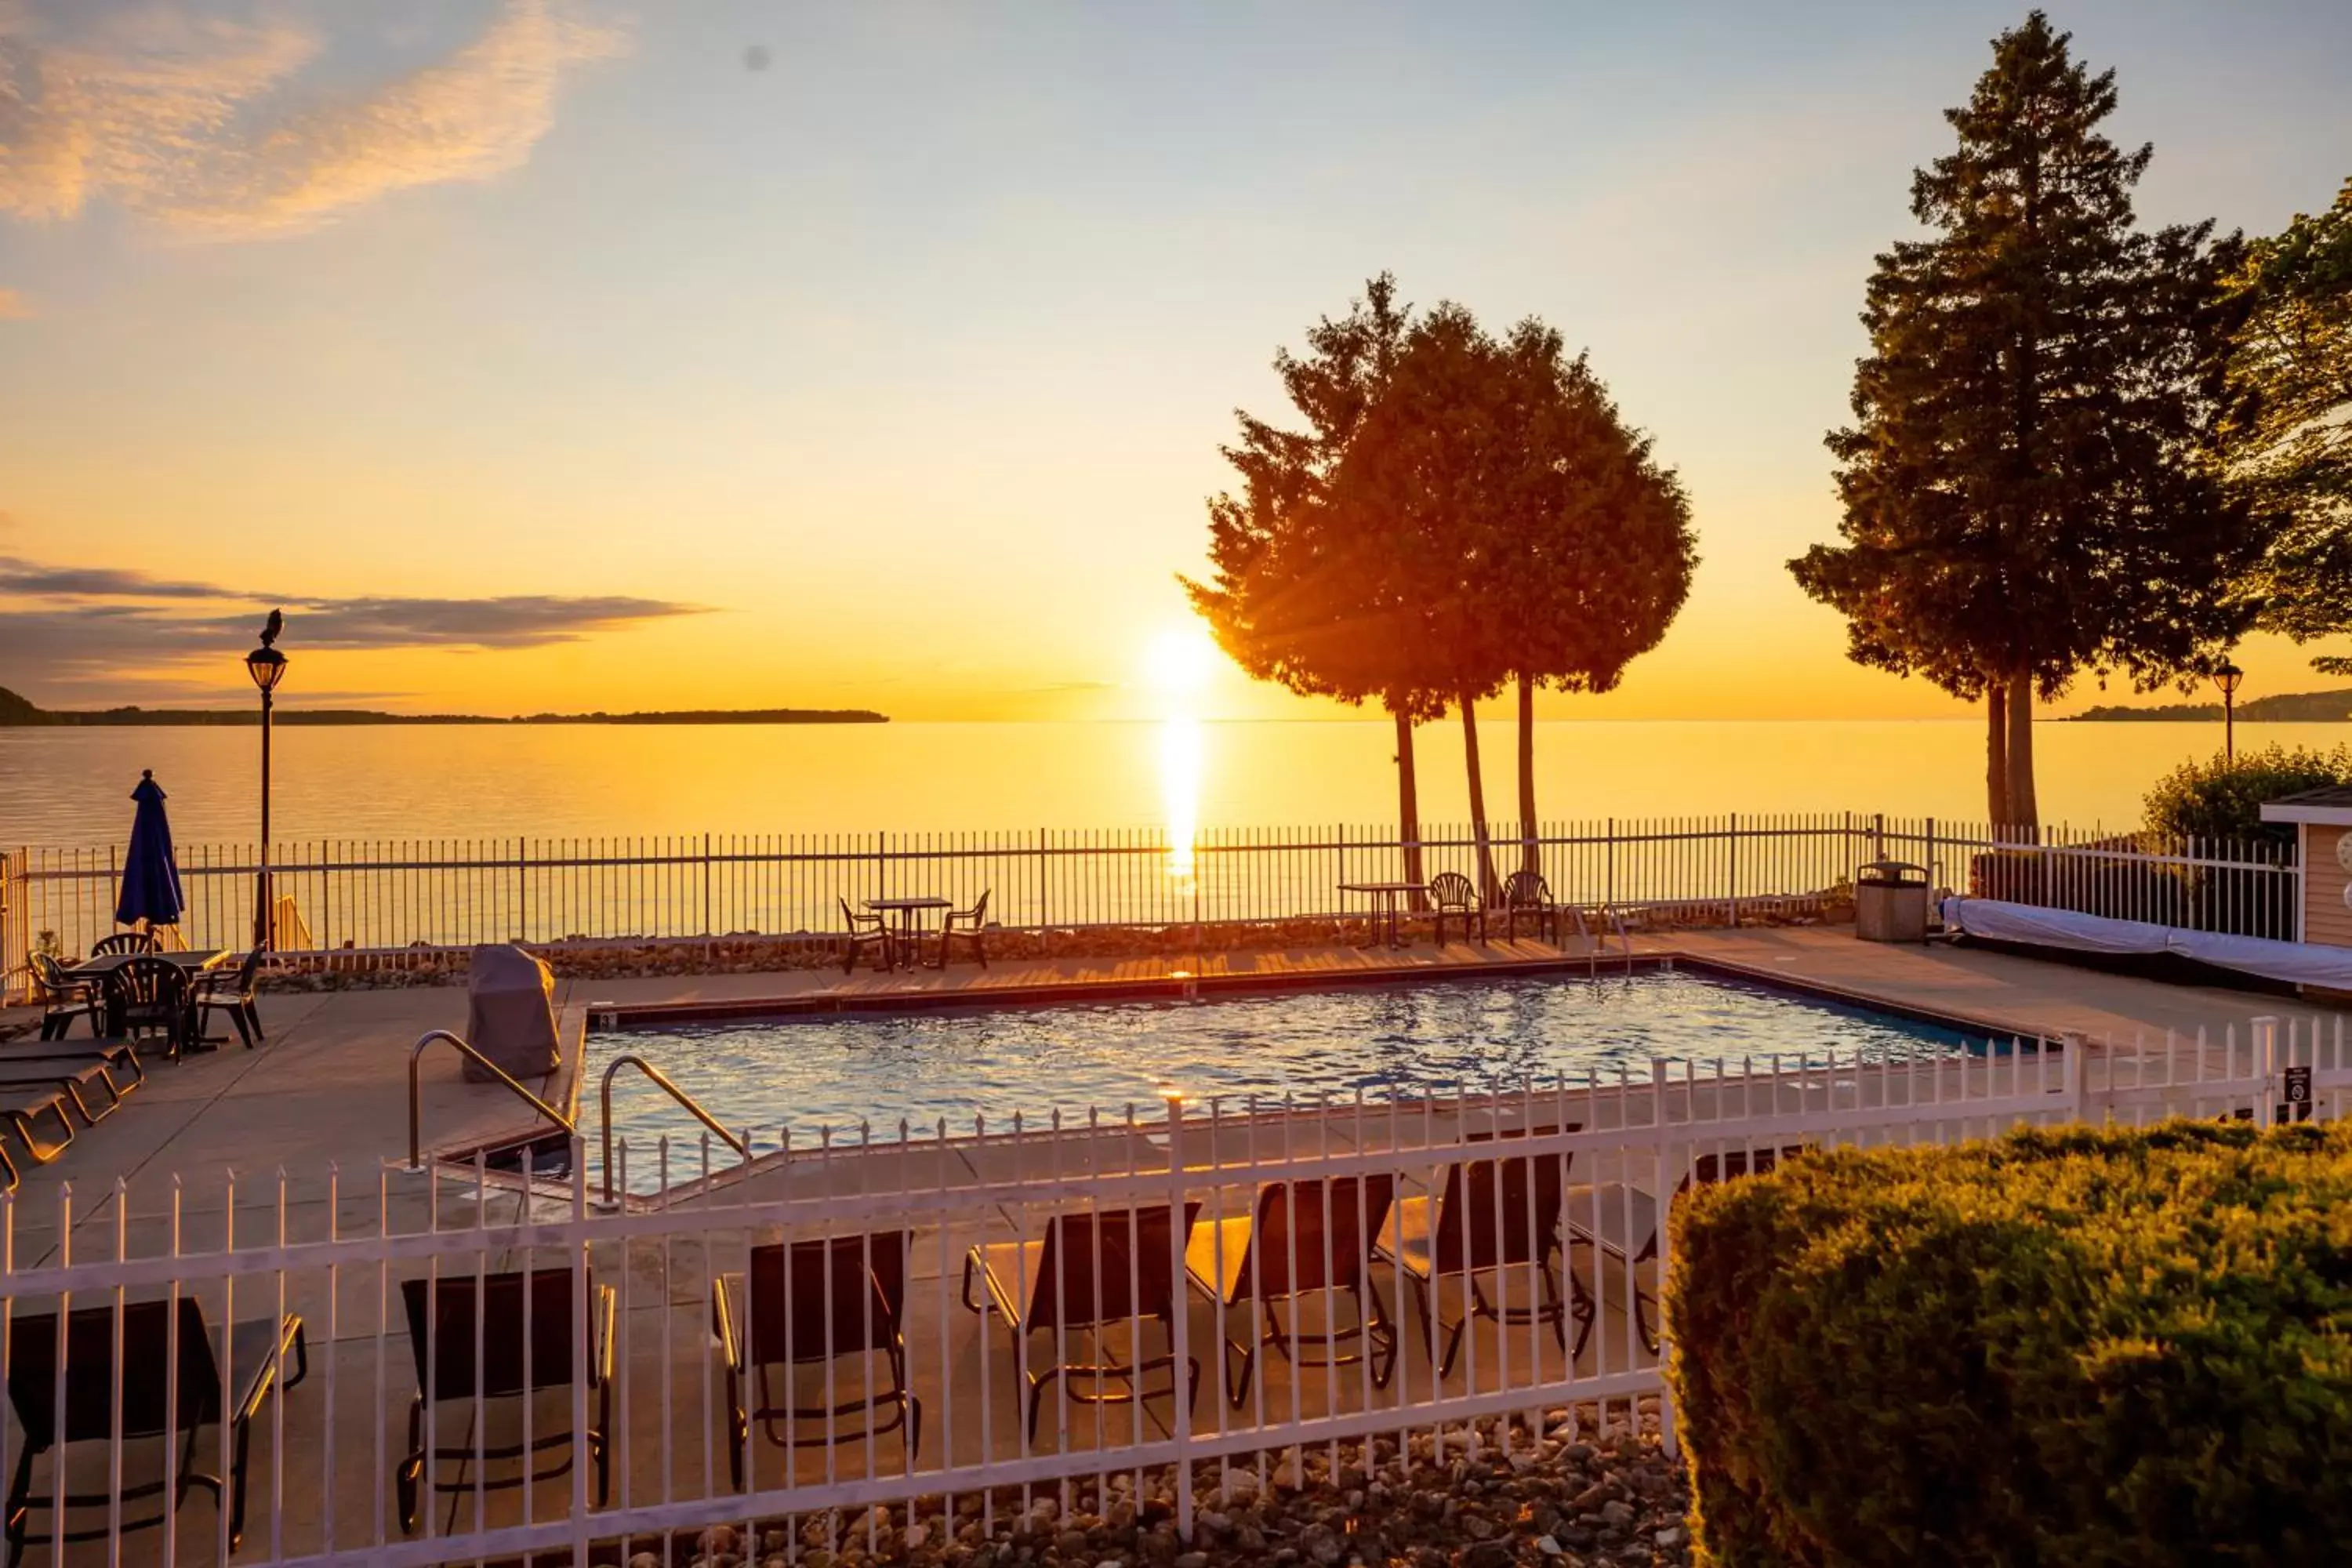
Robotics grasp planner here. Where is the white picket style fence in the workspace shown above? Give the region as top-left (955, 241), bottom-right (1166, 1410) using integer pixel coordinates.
top-left (1, 814), bottom-right (2301, 1001)
top-left (0, 1014), bottom-right (2340, 1567)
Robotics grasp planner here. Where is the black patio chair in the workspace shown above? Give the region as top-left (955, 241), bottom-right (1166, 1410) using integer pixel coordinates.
top-left (195, 948), bottom-right (267, 1048)
top-left (714, 1231), bottom-right (920, 1486)
top-left (1185, 1174), bottom-right (1398, 1407)
top-left (837, 898), bottom-right (895, 975)
top-left (1375, 1124), bottom-right (1586, 1375)
top-left (396, 1268), bottom-right (616, 1534)
top-left (932, 891), bottom-right (990, 970)
top-left (1428, 872), bottom-right (1484, 944)
top-left (89, 932), bottom-right (159, 959)
top-left (102, 956), bottom-right (197, 1060)
top-left (3, 1297), bottom-right (307, 1566)
top-left (962, 1203), bottom-right (1203, 1441)
top-left (31, 954), bottom-right (100, 1041)
top-left (1499, 870), bottom-right (1564, 943)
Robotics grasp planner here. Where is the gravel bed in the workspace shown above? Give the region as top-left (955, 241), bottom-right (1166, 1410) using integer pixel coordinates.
top-left (637, 1403), bottom-right (1691, 1568)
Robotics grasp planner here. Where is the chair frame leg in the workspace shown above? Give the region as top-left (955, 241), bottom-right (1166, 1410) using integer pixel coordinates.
top-left (1218, 1283), bottom-right (1397, 1409)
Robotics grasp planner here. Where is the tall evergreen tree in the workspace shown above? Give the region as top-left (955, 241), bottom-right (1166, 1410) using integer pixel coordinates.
top-left (1791, 11), bottom-right (2259, 829)
top-left (2224, 178), bottom-right (2352, 670)
top-left (1185, 276), bottom-right (1450, 887)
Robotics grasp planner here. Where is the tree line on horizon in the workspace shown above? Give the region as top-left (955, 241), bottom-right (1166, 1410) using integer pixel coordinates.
top-left (1192, 9), bottom-right (2350, 850)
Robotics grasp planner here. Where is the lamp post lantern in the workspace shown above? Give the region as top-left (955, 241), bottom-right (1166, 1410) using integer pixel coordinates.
top-left (2212, 659), bottom-right (2243, 764)
top-left (245, 610), bottom-right (287, 950)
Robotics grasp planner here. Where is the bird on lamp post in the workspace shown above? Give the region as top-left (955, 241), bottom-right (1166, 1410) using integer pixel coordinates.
top-left (2212, 659), bottom-right (2244, 764)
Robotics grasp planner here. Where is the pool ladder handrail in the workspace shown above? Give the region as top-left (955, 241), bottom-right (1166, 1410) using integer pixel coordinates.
top-left (1605, 904), bottom-right (1636, 967)
top-left (599, 1053), bottom-right (749, 1207)
top-left (1571, 905), bottom-right (1637, 976)
top-left (408, 1029), bottom-right (575, 1173)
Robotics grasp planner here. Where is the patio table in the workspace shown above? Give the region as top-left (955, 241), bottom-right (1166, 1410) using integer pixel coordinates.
top-left (1338, 881), bottom-right (1425, 950)
top-left (865, 897), bottom-right (952, 971)
top-left (64, 949), bottom-right (228, 982)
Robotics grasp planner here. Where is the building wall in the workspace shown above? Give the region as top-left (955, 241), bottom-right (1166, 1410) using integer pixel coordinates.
top-left (2306, 824), bottom-right (2352, 947)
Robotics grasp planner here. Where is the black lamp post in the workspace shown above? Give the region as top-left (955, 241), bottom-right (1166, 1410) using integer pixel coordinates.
top-left (245, 611), bottom-right (287, 950)
top-left (2212, 659), bottom-right (2244, 764)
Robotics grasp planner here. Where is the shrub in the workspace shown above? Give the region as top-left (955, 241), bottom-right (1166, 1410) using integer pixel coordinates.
top-left (2140, 743), bottom-right (2352, 844)
top-left (1665, 1121), bottom-right (2352, 1567)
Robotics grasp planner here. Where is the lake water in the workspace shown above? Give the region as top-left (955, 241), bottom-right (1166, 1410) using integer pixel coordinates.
top-left (0, 717), bottom-right (2320, 848)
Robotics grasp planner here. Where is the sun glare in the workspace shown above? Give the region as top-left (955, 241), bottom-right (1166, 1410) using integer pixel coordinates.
top-left (1144, 626), bottom-right (1220, 697)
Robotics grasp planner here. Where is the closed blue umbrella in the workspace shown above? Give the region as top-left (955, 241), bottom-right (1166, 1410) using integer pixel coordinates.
top-left (115, 769), bottom-right (186, 931)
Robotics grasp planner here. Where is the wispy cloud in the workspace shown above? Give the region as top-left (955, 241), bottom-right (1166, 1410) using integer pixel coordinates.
top-left (0, 559), bottom-right (248, 599)
top-left (0, 286), bottom-right (30, 318)
top-left (0, 0), bottom-right (623, 237)
top-left (0, 554), bottom-right (702, 690)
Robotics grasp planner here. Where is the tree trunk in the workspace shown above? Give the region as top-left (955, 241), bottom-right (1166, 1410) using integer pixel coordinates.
top-left (1516, 672), bottom-right (1541, 875)
top-left (1460, 690), bottom-right (1500, 901)
top-left (2005, 668), bottom-right (2039, 837)
top-left (1985, 679), bottom-right (2010, 833)
top-left (1392, 702), bottom-right (1427, 906)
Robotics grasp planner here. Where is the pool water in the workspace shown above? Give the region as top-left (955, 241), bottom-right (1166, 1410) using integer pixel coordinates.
top-left (589, 968), bottom-right (1987, 1165)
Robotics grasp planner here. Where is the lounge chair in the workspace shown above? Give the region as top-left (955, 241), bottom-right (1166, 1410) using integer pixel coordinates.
top-left (195, 948), bottom-right (267, 1048)
top-left (1185, 1174), bottom-right (1397, 1406)
top-left (102, 956), bottom-right (196, 1059)
top-left (3, 1297), bottom-right (307, 1566)
top-left (1429, 872), bottom-right (1484, 944)
top-left (396, 1268), bottom-right (616, 1534)
top-left (1499, 870), bottom-right (1563, 943)
top-left (0, 1058), bottom-right (129, 1126)
top-left (1570, 1144), bottom-right (1809, 1354)
top-left (1374, 1124), bottom-right (1585, 1375)
top-left (31, 955), bottom-right (100, 1041)
top-left (0, 1089), bottom-right (74, 1167)
top-left (933, 891), bottom-right (990, 970)
top-left (837, 898), bottom-right (895, 975)
top-left (88, 932), bottom-right (159, 958)
top-left (714, 1232), bottom-right (920, 1485)
top-left (961, 1203), bottom-right (1203, 1440)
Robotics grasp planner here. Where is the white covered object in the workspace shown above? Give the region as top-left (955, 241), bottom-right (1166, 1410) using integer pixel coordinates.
top-left (1942, 898), bottom-right (2352, 990)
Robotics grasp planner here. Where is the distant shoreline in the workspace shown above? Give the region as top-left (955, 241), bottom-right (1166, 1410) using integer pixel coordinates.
top-left (2067, 688), bottom-right (2352, 724)
top-left (0, 687), bottom-right (886, 728)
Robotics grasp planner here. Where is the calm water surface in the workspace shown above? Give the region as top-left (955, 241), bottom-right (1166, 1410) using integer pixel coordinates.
top-left (0, 718), bottom-right (2299, 848)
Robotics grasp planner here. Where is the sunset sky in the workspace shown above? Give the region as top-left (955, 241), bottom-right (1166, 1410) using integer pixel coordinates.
top-left (0, 0), bottom-right (2346, 723)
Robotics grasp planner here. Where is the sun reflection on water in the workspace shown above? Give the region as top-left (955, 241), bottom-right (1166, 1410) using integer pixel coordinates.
top-left (1146, 628), bottom-right (1218, 884)
top-left (1161, 714), bottom-right (1202, 880)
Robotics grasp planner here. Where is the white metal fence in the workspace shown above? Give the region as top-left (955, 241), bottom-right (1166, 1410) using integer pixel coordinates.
top-left (2, 815), bottom-right (2300, 1000)
top-left (0, 1014), bottom-right (2339, 1566)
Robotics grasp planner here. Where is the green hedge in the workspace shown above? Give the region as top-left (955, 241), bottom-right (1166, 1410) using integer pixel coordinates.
top-left (1665, 1121), bottom-right (2352, 1566)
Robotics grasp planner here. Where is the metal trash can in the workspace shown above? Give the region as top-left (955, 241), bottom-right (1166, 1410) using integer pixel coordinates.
top-left (1856, 860), bottom-right (1929, 942)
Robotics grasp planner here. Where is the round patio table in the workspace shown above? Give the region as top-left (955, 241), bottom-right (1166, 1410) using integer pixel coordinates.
top-left (1338, 881), bottom-right (1425, 949)
top-left (865, 897), bottom-right (952, 971)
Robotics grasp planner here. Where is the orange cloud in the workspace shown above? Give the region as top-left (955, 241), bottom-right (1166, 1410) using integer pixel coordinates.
top-left (0, 286), bottom-right (30, 318)
top-left (0, 0), bottom-right (623, 236)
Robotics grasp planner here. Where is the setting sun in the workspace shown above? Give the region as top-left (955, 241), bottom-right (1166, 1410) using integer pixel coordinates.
top-left (1143, 627), bottom-right (1221, 699)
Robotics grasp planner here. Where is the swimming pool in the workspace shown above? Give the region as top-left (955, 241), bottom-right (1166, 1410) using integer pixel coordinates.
top-left (587, 967), bottom-right (1990, 1167)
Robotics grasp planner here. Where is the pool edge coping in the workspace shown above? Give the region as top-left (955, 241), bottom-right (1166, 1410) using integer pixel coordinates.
top-left (582, 945), bottom-right (2073, 1048)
